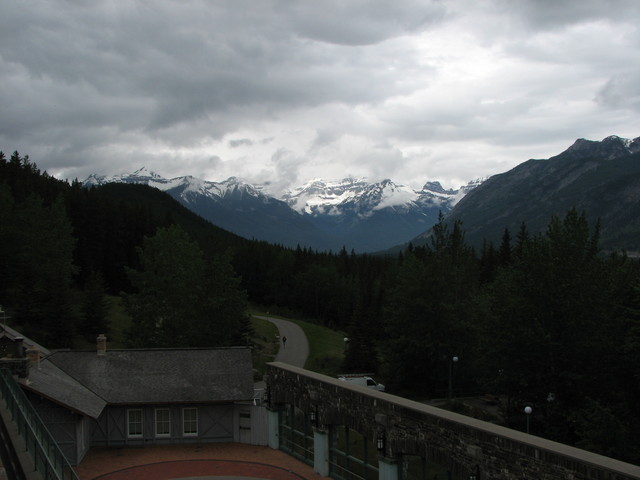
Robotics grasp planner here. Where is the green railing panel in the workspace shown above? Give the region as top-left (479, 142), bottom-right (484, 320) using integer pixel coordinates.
top-left (0, 368), bottom-right (79, 480)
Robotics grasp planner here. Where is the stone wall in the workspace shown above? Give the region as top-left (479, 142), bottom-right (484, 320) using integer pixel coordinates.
top-left (266, 362), bottom-right (640, 480)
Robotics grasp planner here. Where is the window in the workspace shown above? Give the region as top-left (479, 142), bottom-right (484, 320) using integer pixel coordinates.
top-left (127, 409), bottom-right (143, 437)
top-left (183, 407), bottom-right (198, 436)
top-left (155, 408), bottom-right (171, 437)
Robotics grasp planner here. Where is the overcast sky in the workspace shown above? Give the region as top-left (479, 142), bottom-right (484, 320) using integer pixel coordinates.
top-left (1, 1), bottom-right (639, 193)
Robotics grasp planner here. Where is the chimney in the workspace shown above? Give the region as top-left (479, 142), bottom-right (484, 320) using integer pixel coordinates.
top-left (97, 334), bottom-right (107, 356)
top-left (26, 346), bottom-right (40, 369)
top-left (15, 337), bottom-right (25, 358)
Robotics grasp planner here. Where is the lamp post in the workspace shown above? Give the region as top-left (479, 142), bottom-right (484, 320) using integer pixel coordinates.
top-left (376, 431), bottom-right (386, 455)
top-left (448, 355), bottom-right (459, 400)
top-left (310, 407), bottom-right (318, 427)
top-left (524, 406), bottom-right (532, 433)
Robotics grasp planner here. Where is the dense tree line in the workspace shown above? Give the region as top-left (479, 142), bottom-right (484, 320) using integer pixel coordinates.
top-left (0, 151), bottom-right (249, 347)
top-left (2, 151), bottom-right (640, 462)
top-left (380, 210), bottom-right (640, 463)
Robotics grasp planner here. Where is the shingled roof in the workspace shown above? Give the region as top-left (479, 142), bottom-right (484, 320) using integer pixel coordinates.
top-left (25, 361), bottom-right (107, 419)
top-left (46, 347), bottom-right (254, 406)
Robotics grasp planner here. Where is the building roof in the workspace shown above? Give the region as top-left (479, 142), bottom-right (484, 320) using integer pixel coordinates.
top-left (46, 347), bottom-right (254, 406)
top-left (24, 361), bottom-right (107, 419)
top-left (1, 324), bottom-right (50, 355)
top-left (3, 325), bottom-right (254, 418)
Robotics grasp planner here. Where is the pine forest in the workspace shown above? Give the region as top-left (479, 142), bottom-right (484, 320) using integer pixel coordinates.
top-left (1, 150), bottom-right (640, 464)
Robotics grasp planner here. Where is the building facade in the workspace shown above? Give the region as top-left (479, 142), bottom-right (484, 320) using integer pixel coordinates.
top-left (0, 327), bottom-right (264, 466)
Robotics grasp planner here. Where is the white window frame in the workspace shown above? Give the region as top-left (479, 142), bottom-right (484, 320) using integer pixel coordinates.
top-left (155, 408), bottom-right (171, 437)
top-left (182, 407), bottom-right (198, 436)
top-left (127, 409), bottom-right (143, 438)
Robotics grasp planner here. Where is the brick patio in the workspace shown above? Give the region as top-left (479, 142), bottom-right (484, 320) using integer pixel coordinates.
top-left (75, 443), bottom-right (331, 480)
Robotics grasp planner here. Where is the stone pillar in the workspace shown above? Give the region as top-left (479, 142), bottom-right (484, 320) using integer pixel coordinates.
top-left (313, 428), bottom-right (329, 477)
top-left (378, 456), bottom-right (399, 480)
top-left (26, 346), bottom-right (40, 369)
top-left (97, 334), bottom-right (107, 356)
top-left (267, 409), bottom-right (279, 449)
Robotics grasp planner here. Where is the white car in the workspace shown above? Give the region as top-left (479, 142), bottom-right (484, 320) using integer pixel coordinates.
top-left (338, 374), bottom-right (385, 391)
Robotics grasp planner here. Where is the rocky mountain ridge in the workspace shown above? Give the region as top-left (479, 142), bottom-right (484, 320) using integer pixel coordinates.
top-left (410, 135), bottom-right (640, 252)
top-left (84, 172), bottom-right (476, 252)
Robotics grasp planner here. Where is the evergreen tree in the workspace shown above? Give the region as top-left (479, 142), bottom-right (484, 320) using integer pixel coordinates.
top-left (499, 228), bottom-right (512, 265)
top-left (342, 285), bottom-right (380, 373)
top-left (382, 215), bottom-right (479, 396)
top-left (79, 271), bottom-right (110, 340)
top-left (9, 195), bottom-right (77, 346)
top-left (125, 225), bottom-right (250, 347)
top-left (478, 209), bottom-right (620, 445)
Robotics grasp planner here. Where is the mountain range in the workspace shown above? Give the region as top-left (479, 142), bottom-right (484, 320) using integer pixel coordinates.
top-left (84, 172), bottom-right (479, 252)
top-left (84, 134), bottom-right (640, 254)
top-left (410, 135), bottom-right (640, 253)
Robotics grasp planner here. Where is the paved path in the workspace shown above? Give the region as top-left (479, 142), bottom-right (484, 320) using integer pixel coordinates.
top-left (254, 316), bottom-right (309, 368)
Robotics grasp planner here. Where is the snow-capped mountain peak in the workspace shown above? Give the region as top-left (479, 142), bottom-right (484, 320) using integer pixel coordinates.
top-left (279, 177), bottom-right (471, 222)
top-left (282, 177), bottom-right (370, 214)
top-left (83, 168), bottom-right (479, 252)
top-left (363, 180), bottom-right (418, 212)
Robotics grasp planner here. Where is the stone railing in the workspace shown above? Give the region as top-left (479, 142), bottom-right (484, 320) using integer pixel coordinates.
top-left (266, 362), bottom-right (640, 480)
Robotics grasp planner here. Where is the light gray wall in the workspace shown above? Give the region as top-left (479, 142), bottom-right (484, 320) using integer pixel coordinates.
top-left (26, 392), bottom-right (80, 465)
top-left (235, 403), bottom-right (268, 446)
top-left (90, 404), bottom-right (235, 447)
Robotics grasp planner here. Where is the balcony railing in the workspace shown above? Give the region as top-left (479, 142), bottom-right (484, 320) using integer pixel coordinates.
top-left (0, 368), bottom-right (79, 480)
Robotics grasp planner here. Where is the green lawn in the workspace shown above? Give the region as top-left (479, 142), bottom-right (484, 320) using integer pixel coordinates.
top-left (104, 296), bottom-right (133, 348)
top-left (71, 295), bottom-right (132, 350)
top-left (249, 309), bottom-right (346, 377)
top-left (250, 315), bottom-right (280, 378)
top-left (286, 317), bottom-right (346, 376)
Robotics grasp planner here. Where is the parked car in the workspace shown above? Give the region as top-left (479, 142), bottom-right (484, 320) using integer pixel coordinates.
top-left (337, 374), bottom-right (385, 391)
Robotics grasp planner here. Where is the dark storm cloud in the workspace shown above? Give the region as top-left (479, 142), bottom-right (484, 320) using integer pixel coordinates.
top-left (0, 0), bottom-right (638, 188)
top-left (2, 1), bottom-right (433, 143)
top-left (508, 0), bottom-right (640, 30)
top-left (283, 1), bottom-right (446, 45)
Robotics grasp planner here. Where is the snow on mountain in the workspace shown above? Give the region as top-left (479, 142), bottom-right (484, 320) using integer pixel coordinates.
top-left (85, 169), bottom-right (477, 217)
top-left (83, 169), bottom-right (481, 252)
top-left (282, 177), bottom-right (370, 214)
top-left (85, 168), bottom-right (269, 204)
top-left (371, 181), bottom-right (419, 212)
top-left (281, 177), bottom-right (470, 218)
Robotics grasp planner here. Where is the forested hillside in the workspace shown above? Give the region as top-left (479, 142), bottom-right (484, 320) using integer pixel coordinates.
top-left (1, 150), bottom-right (640, 463)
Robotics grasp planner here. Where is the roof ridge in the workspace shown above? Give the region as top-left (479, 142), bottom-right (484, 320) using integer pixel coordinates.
top-left (50, 345), bottom-right (252, 353)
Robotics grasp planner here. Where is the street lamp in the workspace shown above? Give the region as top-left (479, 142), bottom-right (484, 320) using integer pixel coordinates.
top-left (448, 355), bottom-right (459, 400)
top-left (376, 431), bottom-right (386, 454)
top-left (310, 407), bottom-right (318, 427)
top-left (524, 406), bottom-right (532, 433)
top-left (469, 464), bottom-right (480, 479)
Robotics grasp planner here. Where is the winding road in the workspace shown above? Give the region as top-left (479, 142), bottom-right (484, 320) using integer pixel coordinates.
top-left (254, 315), bottom-right (309, 368)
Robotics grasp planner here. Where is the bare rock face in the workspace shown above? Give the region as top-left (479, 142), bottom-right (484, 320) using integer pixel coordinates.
top-left (412, 135), bottom-right (640, 253)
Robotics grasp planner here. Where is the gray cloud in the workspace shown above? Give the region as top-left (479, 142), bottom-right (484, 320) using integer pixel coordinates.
top-left (284, 1), bottom-right (447, 45)
top-left (1, 0), bottom-right (638, 189)
top-left (508, 0), bottom-right (640, 30)
top-left (596, 71), bottom-right (640, 111)
top-left (229, 139), bottom-right (254, 148)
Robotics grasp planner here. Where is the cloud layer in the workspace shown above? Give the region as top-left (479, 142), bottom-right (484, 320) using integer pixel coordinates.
top-left (1, 0), bottom-right (639, 192)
